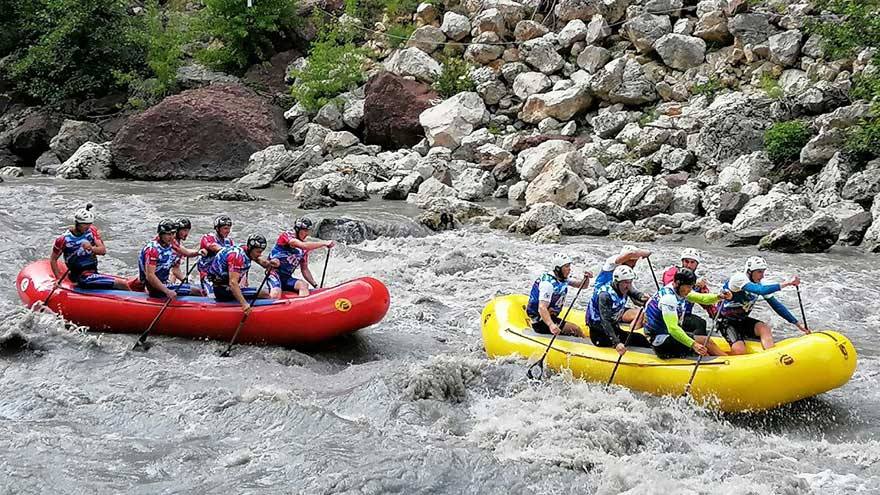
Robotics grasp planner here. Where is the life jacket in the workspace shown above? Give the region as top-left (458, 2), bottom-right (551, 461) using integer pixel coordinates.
top-left (52, 226), bottom-right (101, 279)
top-left (197, 232), bottom-right (234, 275)
top-left (206, 246), bottom-right (251, 286)
top-left (644, 284), bottom-right (690, 336)
top-left (138, 238), bottom-right (178, 284)
top-left (526, 273), bottom-right (568, 318)
top-left (587, 283), bottom-right (628, 324)
top-left (269, 231), bottom-right (309, 278)
top-left (719, 272), bottom-right (761, 320)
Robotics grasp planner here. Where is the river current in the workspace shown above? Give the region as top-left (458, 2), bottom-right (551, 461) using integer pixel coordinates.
top-left (0, 177), bottom-right (877, 494)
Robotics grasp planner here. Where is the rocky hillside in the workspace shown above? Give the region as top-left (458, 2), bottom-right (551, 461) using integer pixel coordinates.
top-left (1, 0), bottom-right (878, 253)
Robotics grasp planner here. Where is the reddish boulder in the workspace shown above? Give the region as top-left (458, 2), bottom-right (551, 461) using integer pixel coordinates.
top-left (363, 71), bottom-right (438, 149)
top-left (112, 84), bottom-right (286, 180)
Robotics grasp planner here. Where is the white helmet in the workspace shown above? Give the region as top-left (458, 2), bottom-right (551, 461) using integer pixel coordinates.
top-left (619, 245), bottom-right (639, 257)
top-left (612, 265), bottom-right (636, 283)
top-left (746, 256), bottom-right (768, 272)
top-left (681, 248), bottom-right (702, 264)
top-left (73, 203), bottom-right (95, 224)
top-left (551, 253), bottom-right (572, 270)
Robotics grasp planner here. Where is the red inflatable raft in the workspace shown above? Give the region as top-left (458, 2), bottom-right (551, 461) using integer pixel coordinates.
top-left (17, 260), bottom-right (390, 346)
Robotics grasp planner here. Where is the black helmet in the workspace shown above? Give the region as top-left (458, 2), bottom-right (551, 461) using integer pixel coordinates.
top-left (214, 215), bottom-right (233, 230)
top-left (674, 267), bottom-right (697, 286)
top-left (246, 234), bottom-right (267, 251)
top-left (177, 218), bottom-right (192, 230)
top-left (294, 217), bottom-right (313, 231)
top-left (157, 219), bottom-right (178, 235)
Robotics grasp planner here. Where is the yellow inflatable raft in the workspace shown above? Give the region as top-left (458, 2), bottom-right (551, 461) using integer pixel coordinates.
top-left (482, 295), bottom-right (857, 413)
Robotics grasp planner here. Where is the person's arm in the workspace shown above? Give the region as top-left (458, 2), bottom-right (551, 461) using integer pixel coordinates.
top-left (228, 271), bottom-right (250, 312)
top-left (174, 243), bottom-right (199, 257)
top-left (202, 236), bottom-right (223, 255)
top-left (300, 256), bottom-right (318, 287)
top-left (50, 237), bottom-right (64, 280)
top-left (628, 287), bottom-right (648, 305)
top-left (289, 238), bottom-right (335, 251)
top-left (765, 296), bottom-right (799, 324)
top-left (567, 271), bottom-right (593, 289)
top-left (146, 263), bottom-right (175, 299)
top-left (658, 293), bottom-right (698, 350)
top-left (254, 257), bottom-right (281, 270)
top-left (741, 282), bottom-right (782, 296)
top-left (538, 301), bottom-right (561, 335)
top-left (685, 291), bottom-right (721, 305)
top-left (614, 249), bottom-right (651, 266)
top-left (597, 292), bottom-right (622, 346)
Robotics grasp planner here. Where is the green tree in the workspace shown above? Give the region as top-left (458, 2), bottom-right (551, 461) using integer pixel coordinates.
top-left (290, 26), bottom-right (371, 111)
top-left (764, 120), bottom-right (813, 165)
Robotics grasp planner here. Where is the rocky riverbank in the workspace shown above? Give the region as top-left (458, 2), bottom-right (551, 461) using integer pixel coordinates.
top-left (1, 0), bottom-right (879, 253)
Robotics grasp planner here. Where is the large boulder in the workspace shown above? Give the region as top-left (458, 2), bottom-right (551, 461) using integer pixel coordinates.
top-left (691, 92), bottom-right (774, 167)
top-left (525, 152), bottom-right (587, 207)
top-left (112, 84), bottom-right (286, 180)
top-left (453, 168), bottom-right (496, 201)
top-left (717, 151), bottom-right (772, 190)
top-left (513, 72), bottom-right (552, 100)
top-left (583, 175), bottom-right (673, 220)
top-left (590, 57), bottom-right (658, 105)
top-left (519, 86), bottom-right (592, 124)
top-left (508, 202), bottom-right (569, 234)
top-left (841, 160), bottom-right (880, 206)
top-left (515, 139), bottom-right (575, 181)
top-left (807, 152), bottom-right (858, 207)
top-left (731, 187), bottom-right (812, 233)
top-left (768, 30), bottom-right (803, 68)
top-left (364, 71), bottom-right (439, 149)
top-left (759, 211), bottom-right (841, 253)
top-left (522, 36), bottom-right (564, 75)
top-left (419, 92), bottom-right (488, 150)
top-left (694, 10), bottom-right (730, 42)
top-left (577, 46), bottom-right (611, 73)
top-left (1, 108), bottom-right (62, 163)
top-left (49, 120), bottom-right (103, 162)
top-left (407, 25), bottom-right (446, 53)
top-left (554, 0), bottom-right (604, 24)
top-left (670, 182), bottom-right (702, 215)
top-left (623, 14), bottom-right (672, 54)
top-left (235, 145), bottom-right (318, 189)
top-left (441, 11), bottom-right (471, 41)
top-left (56, 142), bottom-right (113, 180)
top-left (654, 34), bottom-right (706, 70)
top-left (820, 201), bottom-right (873, 245)
top-left (728, 13), bottom-right (774, 46)
top-left (384, 48), bottom-right (442, 83)
top-left (862, 196), bottom-right (880, 252)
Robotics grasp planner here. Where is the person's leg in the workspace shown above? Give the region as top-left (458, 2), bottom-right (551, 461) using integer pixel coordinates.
top-left (268, 272), bottom-right (283, 299)
top-left (616, 327), bottom-right (651, 348)
top-left (589, 323), bottom-right (613, 347)
top-left (77, 273), bottom-right (119, 290)
top-left (200, 275), bottom-right (215, 298)
top-left (293, 279), bottom-right (310, 297)
top-left (754, 320), bottom-right (774, 349)
top-left (719, 319), bottom-right (747, 355)
top-left (651, 334), bottom-right (692, 359)
top-left (213, 285), bottom-right (234, 302)
top-left (685, 314), bottom-right (726, 356)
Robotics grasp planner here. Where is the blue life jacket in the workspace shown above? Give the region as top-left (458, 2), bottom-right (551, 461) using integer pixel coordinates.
top-left (526, 273), bottom-right (568, 319)
top-left (644, 285), bottom-right (689, 336)
top-left (587, 283), bottom-right (628, 324)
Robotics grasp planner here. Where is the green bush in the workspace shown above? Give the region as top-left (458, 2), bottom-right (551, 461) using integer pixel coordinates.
top-left (196, 0), bottom-right (298, 73)
top-left (4, 0), bottom-right (145, 104)
top-left (290, 27), bottom-right (371, 111)
top-left (386, 22), bottom-right (416, 49)
top-left (432, 57), bottom-right (476, 98)
top-left (764, 120), bottom-right (813, 165)
top-left (692, 76), bottom-right (723, 101)
top-left (759, 72), bottom-right (784, 99)
top-left (807, 0), bottom-right (880, 61)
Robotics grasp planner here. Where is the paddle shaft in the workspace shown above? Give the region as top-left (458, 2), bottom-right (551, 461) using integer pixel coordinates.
top-left (133, 259), bottom-right (201, 349)
top-left (684, 301), bottom-right (724, 395)
top-left (43, 267), bottom-right (70, 307)
top-left (646, 255), bottom-right (660, 291)
top-left (796, 285), bottom-right (809, 331)
top-left (320, 247), bottom-right (331, 289)
top-left (220, 268), bottom-right (272, 357)
top-left (606, 303), bottom-right (647, 387)
top-left (526, 280), bottom-right (588, 380)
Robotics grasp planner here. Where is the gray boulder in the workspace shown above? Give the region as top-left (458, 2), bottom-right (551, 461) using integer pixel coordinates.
top-left (583, 175), bottom-right (673, 220)
top-left (516, 139), bottom-right (575, 181)
top-left (522, 36), bottom-right (565, 75)
top-left (654, 34), bottom-right (706, 70)
top-left (525, 152), bottom-right (588, 207)
top-left (841, 160), bottom-right (880, 206)
top-left (49, 120), bottom-right (103, 162)
top-left (454, 168), bottom-right (497, 201)
top-left (236, 145), bottom-right (317, 189)
top-left (591, 57), bottom-right (658, 105)
top-left (623, 14), bottom-right (672, 54)
top-left (759, 211), bottom-right (841, 253)
top-left (862, 196), bottom-right (880, 252)
top-left (56, 142), bottom-right (113, 180)
top-left (728, 13), bottom-right (774, 46)
top-left (384, 48), bottom-right (442, 83)
top-left (768, 30), bottom-right (803, 68)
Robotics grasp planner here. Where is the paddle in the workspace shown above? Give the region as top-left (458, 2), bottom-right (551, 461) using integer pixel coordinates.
top-left (219, 269), bottom-right (272, 358)
top-left (606, 304), bottom-right (647, 387)
top-left (795, 285), bottom-right (809, 332)
top-left (526, 280), bottom-right (588, 380)
top-left (41, 267), bottom-right (70, 310)
top-left (319, 247), bottom-right (331, 289)
top-left (646, 255), bottom-right (660, 290)
top-left (133, 259), bottom-right (201, 350)
top-left (684, 301), bottom-right (724, 397)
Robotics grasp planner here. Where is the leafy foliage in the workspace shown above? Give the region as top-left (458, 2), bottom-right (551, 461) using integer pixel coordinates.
top-left (807, 0), bottom-right (880, 60)
top-left (290, 26), bottom-right (371, 111)
top-left (764, 120), bottom-right (813, 165)
top-left (432, 56), bottom-right (476, 98)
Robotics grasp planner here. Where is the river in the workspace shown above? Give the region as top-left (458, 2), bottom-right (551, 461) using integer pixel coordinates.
top-left (0, 176), bottom-right (877, 494)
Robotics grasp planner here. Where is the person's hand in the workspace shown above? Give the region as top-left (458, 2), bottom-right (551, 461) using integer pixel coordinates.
top-left (640, 249), bottom-right (652, 258)
top-left (269, 259), bottom-right (281, 268)
top-left (325, 240), bottom-right (336, 249)
top-left (719, 290), bottom-right (733, 300)
top-left (550, 324), bottom-right (561, 335)
top-left (796, 322), bottom-right (810, 334)
top-left (639, 293), bottom-right (649, 303)
top-left (198, 248), bottom-right (208, 257)
top-left (81, 241), bottom-right (93, 252)
top-left (165, 289), bottom-right (177, 300)
top-left (785, 275), bottom-right (801, 288)
top-left (241, 303), bottom-right (252, 315)
top-left (692, 341), bottom-right (709, 356)
top-left (696, 278), bottom-right (707, 290)
top-left (615, 343), bottom-right (626, 356)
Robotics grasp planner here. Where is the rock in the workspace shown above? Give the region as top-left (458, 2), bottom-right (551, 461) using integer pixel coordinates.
top-left (841, 166), bottom-right (880, 208)
top-left (35, 151), bottom-right (62, 175)
top-left (416, 2), bottom-right (440, 23)
top-left (316, 216), bottom-right (430, 244)
top-left (441, 12), bottom-right (472, 41)
top-left (562, 207), bottom-right (609, 235)
top-left (715, 191), bottom-right (751, 223)
top-left (326, 173), bottom-right (369, 201)
top-left (623, 14), bottom-right (672, 54)
top-left (501, 62), bottom-right (530, 84)
top-left (323, 130), bottom-right (361, 154)
top-left (519, 86), bottom-right (592, 124)
top-left (558, 20), bottom-right (588, 48)
top-left (862, 196), bottom-right (880, 252)
top-left (808, 153), bottom-right (857, 203)
top-left (670, 183), bottom-right (702, 215)
top-left (0, 166), bottom-right (23, 177)
top-left (466, 32), bottom-right (505, 64)
top-left (590, 57), bottom-right (658, 105)
top-left (364, 72), bottom-right (439, 150)
top-left (768, 29), bottom-right (802, 68)
top-left (236, 145), bottom-right (317, 189)
top-left (694, 10), bottom-right (730, 42)
top-left (382, 171), bottom-right (425, 200)
top-left (522, 37), bottom-right (564, 75)
top-left (583, 175), bottom-right (673, 220)
top-left (418, 176), bottom-right (458, 197)
top-left (717, 151), bottom-right (772, 189)
top-left (514, 20), bottom-right (549, 41)
top-left (814, 103), bottom-right (872, 132)
top-left (799, 128), bottom-right (845, 167)
top-left (3, 109), bottom-right (62, 163)
top-left (384, 48), bottom-right (442, 83)
top-left (577, 46), bottom-right (611, 74)
top-left (654, 34), bottom-right (706, 70)
top-left (314, 103), bottom-right (344, 130)
top-left (175, 63), bottom-right (238, 89)
top-left (731, 188), bottom-right (812, 233)
top-left (611, 228), bottom-right (657, 242)
top-left (508, 202), bottom-right (569, 234)
top-left (819, 201), bottom-right (872, 245)
top-left (525, 152), bottom-right (587, 207)
top-left (516, 139), bottom-right (575, 181)
top-left (779, 69), bottom-right (810, 95)
top-left (585, 15), bottom-right (612, 45)
top-left (513, 72), bottom-right (552, 100)
top-left (508, 180), bottom-right (528, 201)
top-left (112, 84), bottom-right (285, 180)
top-left (55, 142), bottom-right (113, 180)
top-left (454, 168), bottom-right (496, 201)
top-left (473, 8), bottom-right (506, 36)
top-left (531, 224), bottom-right (562, 243)
top-left (590, 110), bottom-right (630, 138)
top-left (728, 13), bottom-right (774, 46)
top-left (691, 92), bottom-right (773, 167)
top-left (342, 99), bottom-right (365, 130)
top-left (412, 196), bottom-right (489, 230)
top-left (454, 129), bottom-right (496, 162)
top-left (199, 188), bottom-right (266, 202)
top-left (554, 0), bottom-right (604, 23)
top-left (674, 18), bottom-right (695, 36)
top-left (419, 92), bottom-right (488, 150)
top-left (656, 145), bottom-right (695, 172)
top-left (759, 211), bottom-right (841, 253)
top-left (49, 120), bottom-right (103, 162)
top-left (299, 194), bottom-right (338, 210)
